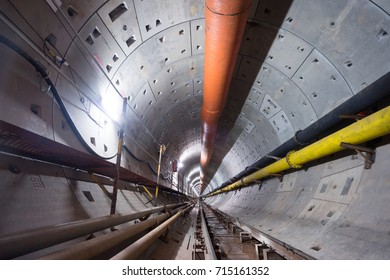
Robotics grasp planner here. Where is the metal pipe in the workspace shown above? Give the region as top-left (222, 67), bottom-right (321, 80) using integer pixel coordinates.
top-left (110, 205), bottom-right (193, 259)
top-left (0, 203), bottom-right (184, 259)
top-left (212, 71), bottom-right (390, 195)
top-left (200, 0), bottom-right (252, 193)
top-left (40, 204), bottom-right (190, 260)
top-left (209, 105), bottom-right (390, 195)
top-left (110, 97), bottom-right (127, 215)
top-left (155, 144), bottom-right (165, 204)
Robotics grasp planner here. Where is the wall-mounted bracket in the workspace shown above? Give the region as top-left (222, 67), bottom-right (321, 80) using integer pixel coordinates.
top-left (340, 142), bottom-right (376, 169)
top-left (270, 173), bottom-right (284, 182)
top-left (265, 154), bottom-right (282, 161)
top-left (339, 114), bottom-right (363, 121)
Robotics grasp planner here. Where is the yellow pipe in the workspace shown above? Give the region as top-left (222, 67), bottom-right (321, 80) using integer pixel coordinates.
top-left (143, 186), bottom-right (154, 199)
top-left (155, 144), bottom-right (164, 200)
top-left (90, 173), bottom-right (112, 199)
top-left (209, 105), bottom-right (390, 196)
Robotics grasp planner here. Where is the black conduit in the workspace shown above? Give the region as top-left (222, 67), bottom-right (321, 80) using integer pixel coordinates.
top-left (0, 34), bottom-right (173, 185)
top-left (0, 34), bottom-right (116, 159)
top-left (211, 71), bottom-right (390, 194)
top-left (123, 145), bottom-right (170, 181)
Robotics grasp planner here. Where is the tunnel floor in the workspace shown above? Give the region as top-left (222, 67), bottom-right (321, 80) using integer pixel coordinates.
top-left (137, 202), bottom-right (285, 260)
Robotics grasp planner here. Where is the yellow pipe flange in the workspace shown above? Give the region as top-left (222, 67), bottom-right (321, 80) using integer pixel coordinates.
top-left (286, 151), bottom-right (303, 169)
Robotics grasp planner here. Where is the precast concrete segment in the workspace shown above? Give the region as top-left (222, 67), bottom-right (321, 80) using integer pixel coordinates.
top-left (209, 105), bottom-right (390, 195)
top-left (0, 203), bottom-right (185, 259)
top-left (200, 0), bottom-right (252, 192)
top-left (110, 205), bottom-right (193, 260)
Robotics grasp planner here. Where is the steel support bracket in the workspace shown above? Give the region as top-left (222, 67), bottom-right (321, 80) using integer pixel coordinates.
top-left (270, 173), bottom-right (284, 182)
top-left (340, 142), bottom-right (376, 169)
top-left (265, 154), bottom-right (282, 161)
top-left (339, 114), bottom-right (364, 121)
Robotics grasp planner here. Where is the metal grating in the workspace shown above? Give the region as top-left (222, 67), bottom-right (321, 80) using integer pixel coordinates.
top-left (0, 120), bottom-right (174, 190)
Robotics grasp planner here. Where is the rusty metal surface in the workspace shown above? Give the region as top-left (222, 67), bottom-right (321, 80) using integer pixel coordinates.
top-left (0, 120), bottom-right (171, 189)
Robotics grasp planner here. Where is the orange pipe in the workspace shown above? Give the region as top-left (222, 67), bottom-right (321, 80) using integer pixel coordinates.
top-left (200, 0), bottom-right (252, 193)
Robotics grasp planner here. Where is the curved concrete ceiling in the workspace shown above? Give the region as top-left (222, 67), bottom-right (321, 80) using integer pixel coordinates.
top-left (73, 0), bottom-right (388, 195)
top-left (0, 0), bottom-right (390, 260)
top-left (58, 0), bottom-right (390, 192)
top-left (0, 0), bottom-right (389, 196)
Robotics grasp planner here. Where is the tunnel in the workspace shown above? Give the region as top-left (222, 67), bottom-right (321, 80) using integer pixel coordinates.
top-left (0, 0), bottom-right (389, 261)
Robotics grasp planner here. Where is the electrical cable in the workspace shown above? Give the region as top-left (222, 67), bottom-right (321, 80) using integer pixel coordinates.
top-left (0, 11), bottom-right (174, 184)
top-left (0, 18), bottom-right (174, 188)
top-left (51, 1), bottom-right (161, 148)
top-left (123, 145), bottom-right (170, 181)
top-left (0, 33), bottom-right (115, 159)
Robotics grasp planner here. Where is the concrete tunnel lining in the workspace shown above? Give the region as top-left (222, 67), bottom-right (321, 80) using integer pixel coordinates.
top-left (0, 0), bottom-right (389, 260)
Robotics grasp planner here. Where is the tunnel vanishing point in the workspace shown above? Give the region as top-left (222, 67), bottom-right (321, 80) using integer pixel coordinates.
top-left (0, 0), bottom-right (389, 260)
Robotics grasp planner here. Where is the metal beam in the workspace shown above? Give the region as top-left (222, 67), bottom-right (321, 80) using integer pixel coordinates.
top-left (110, 98), bottom-right (128, 215)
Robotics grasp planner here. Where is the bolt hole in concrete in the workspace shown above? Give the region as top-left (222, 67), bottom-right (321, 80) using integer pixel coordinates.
top-left (86, 35), bottom-right (94, 45)
top-left (345, 61), bottom-right (353, 67)
top-left (109, 3), bottom-right (128, 22)
top-left (30, 104), bottom-right (41, 116)
top-left (310, 245), bottom-right (322, 251)
top-left (82, 191), bottom-right (95, 202)
top-left (92, 27), bottom-right (101, 38)
top-left (8, 164), bottom-right (21, 174)
top-left (126, 36), bottom-right (136, 47)
top-left (377, 28), bottom-right (389, 40)
top-left (67, 5), bottom-right (78, 17)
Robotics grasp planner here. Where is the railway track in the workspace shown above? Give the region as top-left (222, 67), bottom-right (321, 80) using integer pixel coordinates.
top-left (194, 202), bottom-right (287, 260)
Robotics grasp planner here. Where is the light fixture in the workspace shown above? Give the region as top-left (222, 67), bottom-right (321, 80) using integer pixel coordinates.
top-left (101, 89), bottom-right (123, 123)
top-left (177, 161), bottom-right (184, 170)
